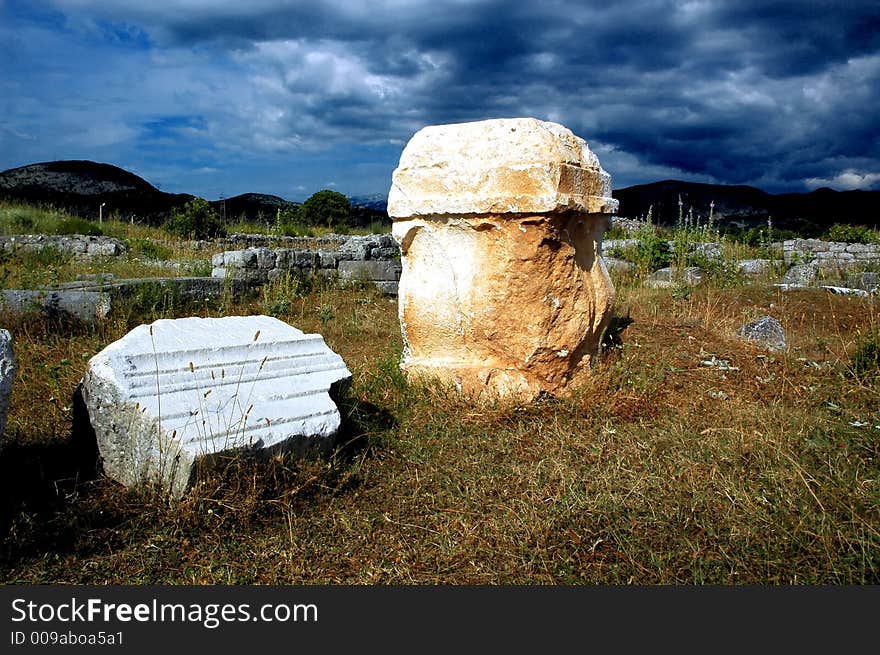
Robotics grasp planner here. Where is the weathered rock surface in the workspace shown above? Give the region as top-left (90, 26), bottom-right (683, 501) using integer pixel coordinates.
top-left (80, 315), bottom-right (352, 497)
top-left (1, 289), bottom-right (111, 322)
top-left (737, 259), bottom-right (772, 277)
top-left (603, 257), bottom-right (635, 275)
top-left (737, 315), bottom-right (787, 351)
top-left (388, 118), bottom-right (617, 400)
top-left (644, 266), bottom-right (703, 288)
top-left (781, 263), bottom-right (819, 287)
top-left (0, 329), bottom-right (15, 447)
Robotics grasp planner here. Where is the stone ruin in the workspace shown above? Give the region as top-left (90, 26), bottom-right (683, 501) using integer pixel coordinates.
top-left (388, 117), bottom-right (617, 400)
top-left (211, 234), bottom-right (401, 296)
top-left (80, 315), bottom-right (351, 498)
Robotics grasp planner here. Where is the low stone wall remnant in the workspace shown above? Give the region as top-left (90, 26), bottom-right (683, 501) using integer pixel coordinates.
top-left (783, 239), bottom-right (880, 272)
top-left (0, 234), bottom-right (126, 258)
top-left (212, 234), bottom-right (401, 295)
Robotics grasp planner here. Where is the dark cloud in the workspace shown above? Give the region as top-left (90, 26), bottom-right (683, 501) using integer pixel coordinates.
top-left (1, 0), bottom-right (879, 196)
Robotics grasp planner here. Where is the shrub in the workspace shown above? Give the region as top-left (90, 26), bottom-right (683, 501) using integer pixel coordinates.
top-left (368, 220), bottom-right (388, 235)
top-left (851, 330), bottom-right (880, 380)
top-left (165, 197), bottom-right (227, 240)
top-left (604, 225), bottom-right (631, 240)
top-left (297, 190), bottom-right (352, 230)
top-left (633, 224), bottom-right (671, 272)
top-left (11, 210), bottom-right (35, 232)
top-left (823, 224), bottom-right (880, 244)
top-left (276, 222), bottom-right (316, 238)
top-left (55, 217), bottom-right (103, 236)
top-left (128, 238), bottom-right (172, 260)
top-left (260, 272), bottom-right (310, 317)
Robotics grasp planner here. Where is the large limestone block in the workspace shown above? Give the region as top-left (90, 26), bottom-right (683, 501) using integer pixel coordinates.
top-left (81, 315), bottom-right (352, 497)
top-left (388, 117), bottom-right (618, 216)
top-left (389, 118), bottom-right (617, 400)
top-left (0, 329), bottom-right (15, 447)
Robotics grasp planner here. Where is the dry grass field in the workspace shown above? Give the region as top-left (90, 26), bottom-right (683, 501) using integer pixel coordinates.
top-left (1, 262), bottom-right (877, 584)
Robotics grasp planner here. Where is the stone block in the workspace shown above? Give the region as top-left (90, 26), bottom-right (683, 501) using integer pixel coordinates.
top-left (737, 315), bottom-right (786, 351)
top-left (373, 281), bottom-right (399, 296)
top-left (846, 243), bottom-right (878, 254)
top-left (644, 266), bottom-right (702, 288)
top-left (292, 251), bottom-right (319, 269)
top-left (80, 315), bottom-right (352, 498)
top-left (224, 249), bottom-right (258, 269)
top-left (846, 271), bottom-right (879, 291)
top-left (256, 248), bottom-right (276, 269)
top-left (338, 260), bottom-right (402, 282)
top-left (602, 239), bottom-right (639, 254)
top-left (318, 251), bottom-right (339, 269)
top-left (274, 249), bottom-right (291, 269)
top-left (88, 241), bottom-right (123, 257)
top-left (782, 263), bottom-right (818, 286)
top-left (737, 259), bottom-right (772, 276)
top-left (389, 117), bottom-right (618, 217)
top-left (389, 117), bottom-right (616, 400)
top-left (0, 329), bottom-right (15, 447)
top-left (212, 253), bottom-right (225, 267)
top-left (602, 257), bottom-right (634, 275)
top-left (373, 235), bottom-right (395, 249)
top-left (338, 238), bottom-right (372, 260)
top-left (371, 246), bottom-right (400, 260)
top-left (0, 289), bottom-right (111, 322)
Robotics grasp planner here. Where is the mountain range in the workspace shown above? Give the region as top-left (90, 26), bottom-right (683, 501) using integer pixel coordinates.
top-left (1, 160), bottom-right (877, 235)
top-left (612, 180), bottom-right (879, 233)
top-left (0, 161), bottom-right (387, 228)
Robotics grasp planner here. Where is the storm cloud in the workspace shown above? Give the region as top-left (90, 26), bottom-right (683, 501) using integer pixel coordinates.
top-left (1, 0), bottom-right (878, 199)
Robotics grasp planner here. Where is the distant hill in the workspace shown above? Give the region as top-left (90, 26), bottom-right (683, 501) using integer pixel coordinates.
top-left (349, 193), bottom-right (388, 212)
top-left (613, 180), bottom-right (880, 235)
top-left (0, 160), bottom-right (390, 228)
top-left (7, 161), bottom-right (872, 236)
top-left (211, 193), bottom-right (298, 225)
top-left (0, 160), bottom-right (192, 225)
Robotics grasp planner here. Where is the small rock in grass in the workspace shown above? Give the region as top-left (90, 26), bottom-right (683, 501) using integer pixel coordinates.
top-left (737, 315), bottom-right (787, 351)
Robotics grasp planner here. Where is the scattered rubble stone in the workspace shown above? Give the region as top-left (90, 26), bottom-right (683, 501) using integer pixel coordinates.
top-left (737, 315), bottom-right (787, 351)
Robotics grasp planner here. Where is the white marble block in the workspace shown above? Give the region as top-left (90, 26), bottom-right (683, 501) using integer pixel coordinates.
top-left (81, 315), bottom-right (352, 497)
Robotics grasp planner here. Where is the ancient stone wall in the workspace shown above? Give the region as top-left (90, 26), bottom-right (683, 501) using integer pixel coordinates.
top-left (0, 234), bottom-right (126, 258)
top-left (783, 239), bottom-right (880, 272)
top-left (211, 234), bottom-right (401, 294)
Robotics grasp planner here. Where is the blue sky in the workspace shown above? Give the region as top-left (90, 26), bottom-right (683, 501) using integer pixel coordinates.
top-left (1, 0), bottom-right (878, 201)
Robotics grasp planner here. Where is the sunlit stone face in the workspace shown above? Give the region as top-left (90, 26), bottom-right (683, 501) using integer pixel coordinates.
top-left (388, 118), bottom-right (617, 401)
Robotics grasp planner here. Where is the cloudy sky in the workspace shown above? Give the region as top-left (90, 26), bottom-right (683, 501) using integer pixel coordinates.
top-left (1, 1), bottom-right (878, 201)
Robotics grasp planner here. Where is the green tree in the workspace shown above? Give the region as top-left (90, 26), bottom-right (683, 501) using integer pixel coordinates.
top-left (297, 190), bottom-right (351, 230)
top-left (165, 197), bottom-right (226, 240)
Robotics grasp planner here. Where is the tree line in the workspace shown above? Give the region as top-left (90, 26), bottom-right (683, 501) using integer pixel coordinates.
top-left (166, 189), bottom-right (358, 239)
